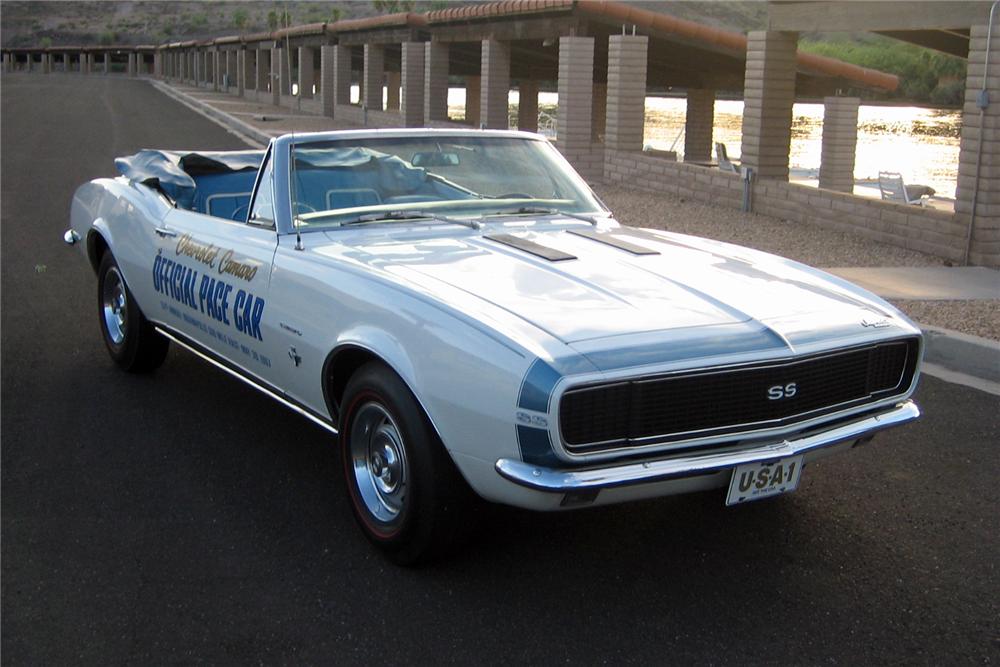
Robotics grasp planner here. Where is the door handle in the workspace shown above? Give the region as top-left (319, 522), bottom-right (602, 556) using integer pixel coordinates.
top-left (154, 226), bottom-right (177, 238)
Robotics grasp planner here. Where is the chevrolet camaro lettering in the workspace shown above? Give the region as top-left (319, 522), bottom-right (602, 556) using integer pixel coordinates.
top-left (65, 130), bottom-right (922, 563)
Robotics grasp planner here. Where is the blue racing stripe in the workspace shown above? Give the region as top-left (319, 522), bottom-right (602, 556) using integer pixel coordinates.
top-left (517, 358), bottom-right (562, 413)
top-left (516, 425), bottom-right (561, 466)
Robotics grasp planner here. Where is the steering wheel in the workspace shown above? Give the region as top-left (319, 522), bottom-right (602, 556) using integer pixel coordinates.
top-left (495, 192), bottom-right (533, 199)
top-left (293, 202), bottom-right (317, 215)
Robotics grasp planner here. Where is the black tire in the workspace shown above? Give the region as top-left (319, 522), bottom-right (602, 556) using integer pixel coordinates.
top-left (340, 361), bottom-right (472, 565)
top-left (97, 252), bottom-right (169, 373)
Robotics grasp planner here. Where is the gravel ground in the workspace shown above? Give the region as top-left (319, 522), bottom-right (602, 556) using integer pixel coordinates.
top-left (595, 184), bottom-right (1000, 340)
top-left (891, 299), bottom-right (1000, 341)
top-left (595, 184), bottom-right (946, 268)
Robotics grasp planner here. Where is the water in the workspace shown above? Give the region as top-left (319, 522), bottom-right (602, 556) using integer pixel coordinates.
top-left (443, 88), bottom-right (962, 200)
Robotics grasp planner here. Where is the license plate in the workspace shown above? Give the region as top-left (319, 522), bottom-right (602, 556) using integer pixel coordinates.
top-left (726, 455), bottom-right (804, 506)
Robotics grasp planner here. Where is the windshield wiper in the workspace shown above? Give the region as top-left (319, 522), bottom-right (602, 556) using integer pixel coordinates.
top-left (340, 210), bottom-right (481, 229)
top-left (483, 207), bottom-right (602, 226)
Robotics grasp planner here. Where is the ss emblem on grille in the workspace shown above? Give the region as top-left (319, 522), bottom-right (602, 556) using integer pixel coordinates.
top-left (767, 383), bottom-right (798, 400)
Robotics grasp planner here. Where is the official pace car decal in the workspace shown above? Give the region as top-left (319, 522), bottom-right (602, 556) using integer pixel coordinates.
top-left (152, 234), bottom-right (271, 368)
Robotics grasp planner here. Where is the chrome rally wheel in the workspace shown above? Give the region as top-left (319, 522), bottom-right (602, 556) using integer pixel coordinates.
top-left (348, 401), bottom-right (409, 529)
top-left (101, 266), bottom-right (128, 347)
top-left (339, 362), bottom-right (474, 565)
top-left (96, 251), bottom-right (168, 373)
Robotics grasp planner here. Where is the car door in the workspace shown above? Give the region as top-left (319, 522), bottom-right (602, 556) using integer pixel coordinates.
top-left (148, 153), bottom-right (281, 382)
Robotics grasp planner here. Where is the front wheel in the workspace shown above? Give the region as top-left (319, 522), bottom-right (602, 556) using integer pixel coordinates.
top-left (97, 252), bottom-right (168, 373)
top-left (340, 362), bottom-right (472, 564)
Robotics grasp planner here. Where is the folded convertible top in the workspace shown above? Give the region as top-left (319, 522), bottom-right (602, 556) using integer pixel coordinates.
top-left (114, 147), bottom-right (428, 210)
top-left (115, 149), bottom-right (266, 209)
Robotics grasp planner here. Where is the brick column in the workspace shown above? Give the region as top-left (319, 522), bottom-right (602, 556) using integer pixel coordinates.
top-left (386, 71), bottom-right (401, 110)
top-left (320, 45), bottom-right (336, 117)
top-left (740, 31), bottom-right (798, 180)
top-left (298, 46), bottom-right (314, 98)
top-left (128, 52), bottom-right (137, 77)
top-left (818, 96), bottom-right (859, 193)
top-left (255, 49), bottom-right (269, 95)
top-left (279, 48), bottom-right (291, 96)
top-left (213, 51), bottom-right (221, 90)
top-left (605, 35), bottom-right (648, 152)
top-left (519, 80), bottom-right (539, 132)
top-left (424, 42), bottom-right (449, 122)
top-left (271, 48), bottom-right (282, 105)
top-left (226, 50), bottom-right (237, 91)
top-left (400, 41), bottom-right (424, 127)
top-left (956, 24), bottom-right (1000, 267)
top-left (333, 44), bottom-right (352, 108)
top-left (81, 53), bottom-right (89, 75)
top-left (104, 52), bottom-right (111, 75)
top-left (557, 37), bottom-right (594, 153)
top-left (237, 50), bottom-right (247, 96)
top-left (684, 88), bottom-right (715, 163)
top-left (203, 51), bottom-right (210, 83)
top-left (240, 49), bottom-right (257, 96)
top-left (63, 53), bottom-right (70, 72)
top-left (481, 39), bottom-right (510, 129)
top-left (465, 76), bottom-right (480, 126)
top-left (363, 44), bottom-right (384, 111)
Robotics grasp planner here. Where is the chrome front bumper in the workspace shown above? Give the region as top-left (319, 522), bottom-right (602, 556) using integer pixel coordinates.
top-left (495, 400), bottom-right (920, 493)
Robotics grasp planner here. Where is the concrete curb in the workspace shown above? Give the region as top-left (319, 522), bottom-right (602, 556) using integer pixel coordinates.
top-left (920, 324), bottom-right (1000, 384)
top-left (150, 79), bottom-right (270, 147)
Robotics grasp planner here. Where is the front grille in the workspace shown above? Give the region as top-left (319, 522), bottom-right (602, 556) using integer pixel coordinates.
top-left (559, 338), bottom-right (918, 453)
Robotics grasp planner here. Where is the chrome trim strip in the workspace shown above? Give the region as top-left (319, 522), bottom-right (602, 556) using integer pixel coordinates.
top-left (497, 400), bottom-right (919, 492)
top-left (559, 339), bottom-right (915, 453)
top-left (154, 326), bottom-right (339, 435)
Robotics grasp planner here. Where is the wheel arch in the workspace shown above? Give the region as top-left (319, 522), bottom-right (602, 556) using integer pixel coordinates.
top-left (86, 226), bottom-right (110, 273)
top-left (322, 344), bottom-right (387, 424)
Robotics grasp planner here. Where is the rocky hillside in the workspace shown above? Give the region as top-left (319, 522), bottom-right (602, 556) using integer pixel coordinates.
top-left (0, 1), bottom-right (766, 48)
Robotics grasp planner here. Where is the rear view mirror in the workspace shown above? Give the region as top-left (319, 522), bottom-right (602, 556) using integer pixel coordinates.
top-left (412, 152), bottom-right (460, 167)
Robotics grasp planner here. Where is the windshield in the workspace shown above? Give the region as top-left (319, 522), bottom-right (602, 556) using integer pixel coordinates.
top-left (288, 135), bottom-right (607, 229)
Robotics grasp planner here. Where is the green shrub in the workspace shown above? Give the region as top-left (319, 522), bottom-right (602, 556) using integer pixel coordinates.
top-left (799, 36), bottom-right (967, 105)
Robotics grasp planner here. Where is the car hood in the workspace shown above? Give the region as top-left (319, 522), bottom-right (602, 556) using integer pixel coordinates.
top-left (320, 224), bottom-right (903, 352)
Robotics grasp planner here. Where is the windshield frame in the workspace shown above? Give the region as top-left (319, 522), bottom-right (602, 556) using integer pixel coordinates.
top-left (270, 129), bottom-right (609, 235)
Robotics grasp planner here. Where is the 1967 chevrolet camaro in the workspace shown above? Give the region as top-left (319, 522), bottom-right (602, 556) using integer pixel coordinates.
top-left (66, 129), bottom-right (922, 563)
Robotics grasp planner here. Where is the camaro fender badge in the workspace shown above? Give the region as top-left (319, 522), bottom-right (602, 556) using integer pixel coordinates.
top-left (861, 317), bottom-right (892, 329)
top-left (516, 411), bottom-right (549, 428)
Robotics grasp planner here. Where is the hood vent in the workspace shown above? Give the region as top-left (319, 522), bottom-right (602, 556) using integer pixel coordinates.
top-left (484, 233), bottom-right (576, 262)
top-left (568, 229), bottom-right (660, 255)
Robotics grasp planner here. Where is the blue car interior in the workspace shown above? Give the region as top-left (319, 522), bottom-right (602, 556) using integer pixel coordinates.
top-left (116, 147), bottom-right (474, 222)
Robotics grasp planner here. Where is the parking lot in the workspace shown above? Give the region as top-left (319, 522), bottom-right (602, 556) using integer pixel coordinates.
top-left (2, 76), bottom-right (998, 664)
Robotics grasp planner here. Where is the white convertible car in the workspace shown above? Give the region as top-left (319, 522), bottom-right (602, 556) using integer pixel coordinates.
top-left (66, 129), bottom-right (922, 563)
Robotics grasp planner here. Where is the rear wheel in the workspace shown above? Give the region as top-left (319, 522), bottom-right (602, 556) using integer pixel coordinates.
top-left (97, 252), bottom-right (168, 373)
top-left (340, 362), bottom-right (472, 565)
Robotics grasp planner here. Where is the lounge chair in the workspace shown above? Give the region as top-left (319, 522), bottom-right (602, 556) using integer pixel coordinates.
top-left (715, 142), bottom-right (738, 173)
top-left (878, 171), bottom-right (935, 206)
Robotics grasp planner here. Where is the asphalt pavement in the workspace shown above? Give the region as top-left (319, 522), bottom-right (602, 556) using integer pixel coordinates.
top-left (2, 75), bottom-right (998, 665)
